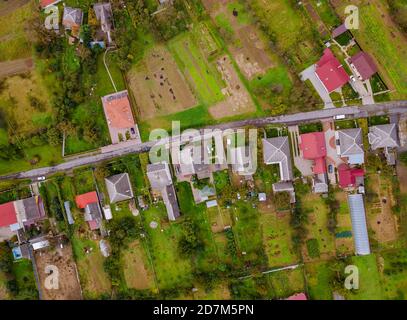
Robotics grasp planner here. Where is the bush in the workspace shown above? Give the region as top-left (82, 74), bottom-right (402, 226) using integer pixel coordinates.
top-left (306, 238), bottom-right (320, 258)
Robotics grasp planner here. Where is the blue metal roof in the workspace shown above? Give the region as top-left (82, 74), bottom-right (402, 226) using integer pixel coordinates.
top-left (348, 194), bottom-right (371, 255)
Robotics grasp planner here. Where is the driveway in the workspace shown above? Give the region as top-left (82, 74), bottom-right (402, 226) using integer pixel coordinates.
top-left (349, 78), bottom-right (375, 105)
top-left (300, 64), bottom-right (334, 109)
top-left (322, 121), bottom-right (344, 185)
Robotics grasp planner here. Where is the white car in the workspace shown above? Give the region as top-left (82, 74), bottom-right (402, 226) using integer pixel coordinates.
top-left (36, 176), bottom-right (46, 181)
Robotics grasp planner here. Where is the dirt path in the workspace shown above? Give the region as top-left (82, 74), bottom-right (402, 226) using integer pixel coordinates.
top-left (0, 0), bottom-right (30, 17)
top-left (0, 58), bottom-right (33, 79)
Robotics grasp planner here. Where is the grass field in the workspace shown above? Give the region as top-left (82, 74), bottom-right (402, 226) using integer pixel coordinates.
top-left (233, 201), bottom-right (267, 268)
top-left (304, 261), bottom-right (333, 300)
top-left (0, 270), bottom-right (9, 299)
top-left (302, 194), bottom-right (336, 260)
top-left (266, 267), bottom-right (305, 299)
top-left (0, 71), bottom-right (53, 135)
top-left (346, 254), bottom-right (384, 300)
top-left (260, 209), bottom-right (298, 268)
top-left (71, 234), bottom-right (112, 299)
top-left (379, 249), bottom-right (407, 299)
top-left (249, 0), bottom-right (323, 70)
top-left (12, 258), bottom-right (38, 300)
top-left (143, 205), bottom-right (194, 290)
top-left (333, 1), bottom-right (407, 99)
top-left (0, 1), bottom-right (33, 62)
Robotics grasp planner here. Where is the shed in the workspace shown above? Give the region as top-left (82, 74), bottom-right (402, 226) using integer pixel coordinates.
top-left (64, 201), bottom-right (74, 225)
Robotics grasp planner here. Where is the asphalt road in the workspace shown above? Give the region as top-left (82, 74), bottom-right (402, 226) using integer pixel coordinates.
top-left (2, 100), bottom-right (407, 181)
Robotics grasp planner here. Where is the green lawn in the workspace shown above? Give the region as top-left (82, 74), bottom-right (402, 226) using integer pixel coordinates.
top-left (266, 267), bottom-right (305, 299)
top-left (346, 254), bottom-right (384, 300)
top-left (12, 258), bottom-right (38, 300)
top-left (305, 261), bottom-right (333, 300)
top-left (233, 201), bottom-right (267, 269)
top-left (309, 0), bottom-right (341, 27)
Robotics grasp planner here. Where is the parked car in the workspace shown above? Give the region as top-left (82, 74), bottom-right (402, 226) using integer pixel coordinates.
top-left (36, 176), bottom-right (46, 181)
top-left (328, 164), bottom-right (334, 174)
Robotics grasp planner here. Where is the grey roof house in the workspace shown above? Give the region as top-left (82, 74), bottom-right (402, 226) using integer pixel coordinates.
top-left (62, 7), bottom-right (84, 30)
top-left (147, 163), bottom-right (172, 190)
top-left (105, 173), bottom-right (134, 203)
top-left (262, 137), bottom-right (293, 181)
top-left (348, 194), bottom-right (370, 255)
top-left (147, 162), bottom-right (181, 221)
top-left (94, 3), bottom-right (114, 44)
top-left (335, 128), bottom-right (364, 164)
top-left (368, 124), bottom-right (400, 165)
top-left (368, 124), bottom-right (399, 150)
top-left (161, 184), bottom-right (180, 221)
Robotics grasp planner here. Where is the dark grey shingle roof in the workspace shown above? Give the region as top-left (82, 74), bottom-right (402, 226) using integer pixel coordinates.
top-left (105, 173), bottom-right (134, 203)
top-left (337, 128), bottom-right (364, 156)
top-left (262, 137), bottom-right (293, 181)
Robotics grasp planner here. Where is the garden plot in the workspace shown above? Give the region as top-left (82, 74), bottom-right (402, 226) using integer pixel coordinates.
top-left (366, 174), bottom-right (397, 244)
top-left (259, 206), bottom-right (298, 268)
top-left (127, 46), bottom-right (197, 120)
top-left (0, 58), bottom-right (33, 79)
top-left (208, 0), bottom-right (274, 80)
top-left (209, 55), bottom-right (256, 119)
top-left (301, 193), bottom-right (335, 261)
top-left (122, 240), bottom-right (155, 290)
top-left (35, 243), bottom-right (82, 300)
top-left (71, 233), bottom-right (111, 299)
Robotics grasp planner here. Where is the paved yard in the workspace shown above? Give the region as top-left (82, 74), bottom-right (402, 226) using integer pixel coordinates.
top-left (288, 125), bottom-right (313, 176)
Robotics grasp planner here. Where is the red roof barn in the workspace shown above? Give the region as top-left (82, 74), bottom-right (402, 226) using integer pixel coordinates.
top-left (0, 202), bottom-right (17, 228)
top-left (316, 48), bottom-right (350, 93)
top-left (349, 52), bottom-right (378, 80)
top-left (338, 163), bottom-right (365, 188)
top-left (75, 191), bottom-right (99, 209)
top-left (300, 132), bottom-right (327, 174)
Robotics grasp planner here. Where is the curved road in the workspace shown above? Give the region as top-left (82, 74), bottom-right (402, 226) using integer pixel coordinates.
top-left (2, 100), bottom-right (407, 180)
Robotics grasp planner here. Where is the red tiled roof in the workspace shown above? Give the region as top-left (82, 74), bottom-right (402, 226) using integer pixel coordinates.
top-left (286, 293), bottom-right (307, 300)
top-left (300, 132), bottom-right (327, 159)
top-left (349, 52), bottom-right (378, 80)
top-left (102, 91), bottom-right (135, 129)
top-left (40, 0), bottom-right (60, 8)
top-left (0, 202), bottom-right (17, 228)
top-left (300, 132), bottom-right (327, 174)
top-left (75, 191), bottom-right (98, 209)
top-left (338, 163), bottom-right (365, 188)
top-left (316, 48), bottom-right (349, 93)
